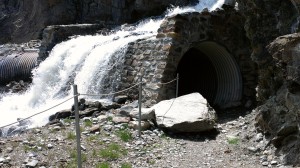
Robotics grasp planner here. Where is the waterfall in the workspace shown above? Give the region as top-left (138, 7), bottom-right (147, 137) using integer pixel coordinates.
top-left (0, 0), bottom-right (225, 136)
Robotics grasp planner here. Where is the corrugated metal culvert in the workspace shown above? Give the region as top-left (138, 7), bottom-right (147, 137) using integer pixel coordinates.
top-left (0, 52), bottom-right (38, 84)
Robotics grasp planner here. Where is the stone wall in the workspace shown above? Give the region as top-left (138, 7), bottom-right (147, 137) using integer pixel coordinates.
top-left (119, 7), bottom-right (257, 108)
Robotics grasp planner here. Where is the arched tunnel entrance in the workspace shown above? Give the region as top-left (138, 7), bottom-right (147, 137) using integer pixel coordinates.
top-left (176, 41), bottom-right (243, 108)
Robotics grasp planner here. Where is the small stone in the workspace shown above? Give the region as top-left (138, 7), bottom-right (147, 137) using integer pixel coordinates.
top-left (47, 144), bottom-right (53, 149)
top-left (112, 116), bottom-right (131, 124)
top-left (97, 115), bottom-right (108, 123)
top-left (81, 145), bottom-right (86, 151)
top-left (0, 158), bottom-right (5, 163)
top-left (247, 146), bottom-right (258, 153)
top-left (255, 133), bottom-right (263, 142)
top-left (270, 160), bottom-right (278, 165)
top-left (53, 126), bottom-right (61, 131)
top-left (26, 159), bottom-right (39, 167)
top-left (6, 147), bottom-right (13, 153)
top-left (262, 161), bottom-right (269, 166)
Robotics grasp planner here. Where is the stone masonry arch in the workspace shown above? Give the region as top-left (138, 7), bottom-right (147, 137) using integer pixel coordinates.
top-left (121, 8), bottom-right (257, 108)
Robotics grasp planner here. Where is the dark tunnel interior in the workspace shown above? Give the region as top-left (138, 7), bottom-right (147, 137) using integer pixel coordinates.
top-left (176, 48), bottom-right (218, 104)
top-left (175, 42), bottom-right (243, 108)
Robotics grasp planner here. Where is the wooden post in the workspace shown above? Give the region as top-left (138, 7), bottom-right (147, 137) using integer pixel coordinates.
top-left (73, 85), bottom-right (82, 168)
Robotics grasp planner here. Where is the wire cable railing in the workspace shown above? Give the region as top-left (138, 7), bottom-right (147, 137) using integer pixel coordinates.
top-left (0, 75), bottom-right (179, 130)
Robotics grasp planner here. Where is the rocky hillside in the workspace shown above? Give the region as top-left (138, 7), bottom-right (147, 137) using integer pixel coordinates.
top-left (1, 0), bottom-right (300, 167)
top-left (0, 0), bottom-right (197, 43)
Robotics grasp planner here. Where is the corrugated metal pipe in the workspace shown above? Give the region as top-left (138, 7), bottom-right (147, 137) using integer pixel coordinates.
top-left (0, 52), bottom-right (38, 84)
top-left (196, 42), bottom-right (242, 108)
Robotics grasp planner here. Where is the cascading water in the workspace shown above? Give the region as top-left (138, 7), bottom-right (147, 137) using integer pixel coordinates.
top-left (0, 0), bottom-right (225, 136)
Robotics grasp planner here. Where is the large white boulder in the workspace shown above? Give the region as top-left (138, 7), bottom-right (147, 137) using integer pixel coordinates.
top-left (152, 92), bottom-right (217, 133)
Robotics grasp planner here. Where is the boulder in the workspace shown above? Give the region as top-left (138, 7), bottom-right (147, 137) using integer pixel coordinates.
top-left (130, 108), bottom-right (156, 121)
top-left (152, 93), bottom-right (217, 133)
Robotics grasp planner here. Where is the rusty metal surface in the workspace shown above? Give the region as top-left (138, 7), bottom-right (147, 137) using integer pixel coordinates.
top-left (0, 52), bottom-right (38, 84)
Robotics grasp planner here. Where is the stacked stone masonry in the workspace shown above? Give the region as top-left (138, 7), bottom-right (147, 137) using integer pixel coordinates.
top-left (120, 8), bottom-right (258, 107)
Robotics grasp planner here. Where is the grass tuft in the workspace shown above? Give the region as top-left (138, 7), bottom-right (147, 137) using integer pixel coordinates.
top-left (116, 129), bottom-right (132, 142)
top-left (99, 143), bottom-right (127, 160)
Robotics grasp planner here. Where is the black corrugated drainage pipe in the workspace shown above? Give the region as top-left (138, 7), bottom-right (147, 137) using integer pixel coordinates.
top-left (176, 41), bottom-right (242, 109)
top-left (0, 52), bottom-right (38, 84)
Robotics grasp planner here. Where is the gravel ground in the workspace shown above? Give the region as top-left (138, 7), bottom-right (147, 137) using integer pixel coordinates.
top-left (0, 106), bottom-right (292, 168)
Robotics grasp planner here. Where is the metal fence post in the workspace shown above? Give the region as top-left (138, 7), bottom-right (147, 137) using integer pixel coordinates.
top-left (138, 76), bottom-right (142, 138)
top-left (73, 85), bottom-right (82, 168)
top-left (176, 73), bottom-right (179, 98)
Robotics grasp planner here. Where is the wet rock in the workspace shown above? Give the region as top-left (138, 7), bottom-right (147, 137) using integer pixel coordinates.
top-left (113, 95), bottom-right (128, 104)
top-left (49, 110), bottom-right (71, 121)
top-left (79, 108), bottom-right (99, 117)
top-left (101, 102), bottom-right (121, 110)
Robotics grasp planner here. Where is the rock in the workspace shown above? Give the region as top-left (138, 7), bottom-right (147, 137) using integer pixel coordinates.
top-left (277, 125), bottom-right (299, 136)
top-left (113, 95), bottom-right (128, 104)
top-left (130, 108), bottom-right (156, 121)
top-left (153, 93), bottom-right (217, 133)
top-left (97, 115), bottom-right (108, 123)
top-left (101, 102), bottom-right (121, 110)
top-left (86, 101), bottom-right (102, 109)
top-left (247, 147), bottom-right (258, 153)
top-left (49, 110), bottom-right (71, 121)
top-left (6, 147), bottom-right (13, 153)
top-left (89, 124), bottom-right (101, 133)
top-left (26, 159), bottom-right (39, 167)
top-left (47, 144), bottom-right (53, 149)
top-left (129, 121), bottom-right (151, 131)
top-left (112, 116), bottom-right (131, 124)
top-left (261, 161), bottom-right (269, 166)
top-left (79, 108), bottom-right (99, 117)
top-left (271, 160), bottom-right (278, 165)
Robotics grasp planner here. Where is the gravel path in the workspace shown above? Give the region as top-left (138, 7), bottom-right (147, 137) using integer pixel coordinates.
top-left (0, 108), bottom-right (291, 168)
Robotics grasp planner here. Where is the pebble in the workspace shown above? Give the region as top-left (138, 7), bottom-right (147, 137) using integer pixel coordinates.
top-left (262, 161), bottom-right (269, 166)
top-left (26, 159), bottom-right (39, 167)
top-left (271, 160), bottom-right (278, 165)
top-left (47, 144), bottom-right (53, 149)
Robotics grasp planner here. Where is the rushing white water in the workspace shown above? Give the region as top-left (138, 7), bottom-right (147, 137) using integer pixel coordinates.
top-left (0, 0), bottom-right (225, 135)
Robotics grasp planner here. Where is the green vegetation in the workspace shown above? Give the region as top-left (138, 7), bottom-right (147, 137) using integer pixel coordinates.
top-left (96, 162), bottom-right (110, 168)
top-left (121, 163), bottom-right (132, 168)
top-left (66, 131), bottom-right (76, 140)
top-left (87, 134), bottom-right (99, 142)
top-left (84, 119), bottom-right (93, 127)
top-left (116, 129), bottom-right (132, 142)
top-left (99, 143), bottom-right (127, 160)
top-left (63, 118), bottom-right (73, 124)
top-left (107, 116), bottom-right (113, 122)
top-left (227, 136), bottom-right (239, 145)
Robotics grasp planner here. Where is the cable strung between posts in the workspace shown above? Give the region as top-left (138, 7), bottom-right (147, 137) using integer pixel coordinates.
top-left (157, 78), bottom-right (178, 85)
top-left (0, 96), bottom-right (75, 129)
top-left (80, 81), bottom-right (143, 97)
top-left (142, 77), bottom-right (179, 124)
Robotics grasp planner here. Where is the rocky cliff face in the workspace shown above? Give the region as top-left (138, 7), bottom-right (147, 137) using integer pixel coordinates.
top-left (236, 0), bottom-right (299, 102)
top-left (0, 0), bottom-right (197, 44)
top-left (236, 0), bottom-right (300, 165)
